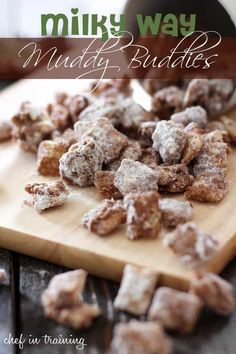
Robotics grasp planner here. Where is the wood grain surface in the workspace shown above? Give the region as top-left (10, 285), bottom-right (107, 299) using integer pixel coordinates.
top-left (0, 80), bottom-right (236, 290)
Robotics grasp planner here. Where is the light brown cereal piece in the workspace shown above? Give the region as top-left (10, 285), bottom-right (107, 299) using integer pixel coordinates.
top-left (163, 222), bottom-right (218, 268)
top-left (37, 140), bottom-right (69, 176)
top-left (11, 102), bottom-right (54, 153)
top-left (82, 199), bottom-right (126, 236)
top-left (79, 96), bottom-right (123, 126)
top-left (0, 121), bottom-right (13, 142)
top-left (220, 116), bottom-right (236, 143)
top-left (148, 287), bottom-right (202, 333)
top-left (156, 164), bottom-right (194, 193)
top-left (152, 86), bottom-right (184, 118)
top-left (185, 173), bottom-right (229, 203)
top-left (114, 265), bottom-right (159, 315)
top-left (171, 106), bottom-right (208, 128)
top-left (41, 270), bottom-right (87, 308)
top-left (106, 140), bottom-right (142, 171)
top-left (0, 269), bottom-right (7, 283)
top-left (114, 159), bottom-right (158, 196)
top-left (110, 320), bottom-right (173, 354)
top-left (152, 121), bottom-right (187, 164)
top-left (124, 192), bottom-right (161, 240)
top-left (94, 171), bottom-right (122, 199)
top-left (68, 94), bottom-right (89, 123)
top-left (48, 103), bottom-right (71, 131)
top-left (189, 273), bottom-right (236, 316)
top-left (159, 198), bottom-right (193, 228)
top-left (44, 302), bottom-right (101, 330)
top-left (140, 147), bottom-right (160, 171)
top-left (181, 129), bottom-right (203, 165)
top-left (74, 118), bottom-right (128, 164)
top-left (139, 121), bottom-right (158, 147)
top-left (25, 180), bottom-right (69, 213)
top-left (59, 137), bottom-right (103, 186)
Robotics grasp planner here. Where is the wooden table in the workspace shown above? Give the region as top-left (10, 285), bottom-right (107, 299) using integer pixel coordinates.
top-left (0, 81), bottom-right (235, 354)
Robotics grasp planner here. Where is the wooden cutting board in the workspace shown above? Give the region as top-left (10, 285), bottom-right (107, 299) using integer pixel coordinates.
top-left (0, 80), bottom-right (236, 290)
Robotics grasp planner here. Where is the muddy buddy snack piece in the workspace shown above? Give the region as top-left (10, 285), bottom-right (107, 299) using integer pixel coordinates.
top-left (82, 199), bottom-right (126, 236)
top-left (156, 164), bottom-right (194, 193)
top-left (148, 287), bottom-right (202, 333)
top-left (140, 147), bottom-right (160, 171)
top-left (0, 121), bottom-right (13, 142)
top-left (114, 159), bottom-right (158, 196)
top-left (159, 199), bottom-right (193, 228)
top-left (220, 115), bottom-right (236, 143)
top-left (185, 173), bottom-right (229, 203)
top-left (59, 137), bottom-right (103, 186)
top-left (68, 94), bottom-right (89, 123)
top-left (181, 126), bottom-right (203, 165)
top-left (152, 86), bottom-right (184, 118)
top-left (164, 223), bottom-right (218, 268)
top-left (190, 273), bottom-right (235, 316)
top-left (152, 121), bottom-right (187, 164)
top-left (25, 180), bottom-right (69, 213)
top-left (117, 96), bottom-right (150, 130)
top-left (41, 270), bottom-right (87, 308)
top-left (114, 265), bottom-right (159, 315)
top-left (37, 140), bottom-right (69, 176)
top-left (75, 118), bottom-right (128, 164)
top-left (184, 79), bottom-right (234, 116)
top-left (44, 302), bottom-right (101, 330)
top-left (94, 171), bottom-right (122, 199)
top-left (12, 102), bottom-right (54, 153)
top-left (106, 140), bottom-right (142, 171)
top-left (171, 106), bottom-right (208, 128)
top-left (0, 269), bottom-right (7, 283)
top-left (48, 104), bottom-right (71, 131)
top-left (90, 78), bottom-right (132, 97)
top-left (124, 192), bottom-right (161, 240)
top-left (110, 320), bottom-right (173, 354)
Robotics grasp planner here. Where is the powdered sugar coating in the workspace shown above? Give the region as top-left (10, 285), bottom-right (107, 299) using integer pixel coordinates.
top-left (74, 118), bottom-right (128, 164)
top-left (163, 222), bottom-right (219, 268)
top-left (114, 159), bottom-right (158, 196)
top-left (124, 192), bottom-right (161, 240)
top-left (111, 320), bottom-right (173, 354)
top-left (159, 198), bottom-right (193, 228)
top-left (171, 106), bottom-right (208, 128)
top-left (114, 265), bottom-right (159, 315)
top-left (106, 140), bottom-right (142, 171)
top-left (190, 273), bottom-right (235, 316)
top-left (152, 121), bottom-right (187, 164)
top-left (148, 287), bottom-right (202, 333)
top-left (25, 180), bottom-right (69, 213)
top-left (82, 199), bottom-right (126, 236)
top-left (59, 137), bottom-right (104, 186)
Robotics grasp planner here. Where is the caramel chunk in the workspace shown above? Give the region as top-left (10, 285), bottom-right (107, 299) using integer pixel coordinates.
top-left (152, 121), bottom-right (187, 164)
top-left (163, 223), bottom-right (219, 268)
top-left (25, 181), bottom-right (69, 213)
top-left (0, 121), bottom-right (12, 142)
top-left (189, 273), bottom-right (236, 316)
top-left (94, 171), bottom-right (122, 199)
top-left (59, 137), bottom-right (103, 186)
top-left (82, 199), bottom-right (126, 236)
top-left (171, 106), bottom-right (208, 128)
top-left (114, 159), bottom-right (158, 196)
top-left (37, 140), bottom-right (68, 176)
top-left (159, 198), bottom-right (193, 228)
top-left (152, 86), bottom-right (184, 118)
top-left (114, 265), bottom-right (159, 315)
top-left (74, 118), bottom-right (128, 164)
top-left (12, 102), bottom-right (54, 153)
top-left (124, 192), bottom-right (161, 240)
top-left (148, 287), bottom-right (202, 333)
top-left (156, 164), bottom-right (194, 193)
top-left (111, 320), bottom-right (173, 354)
